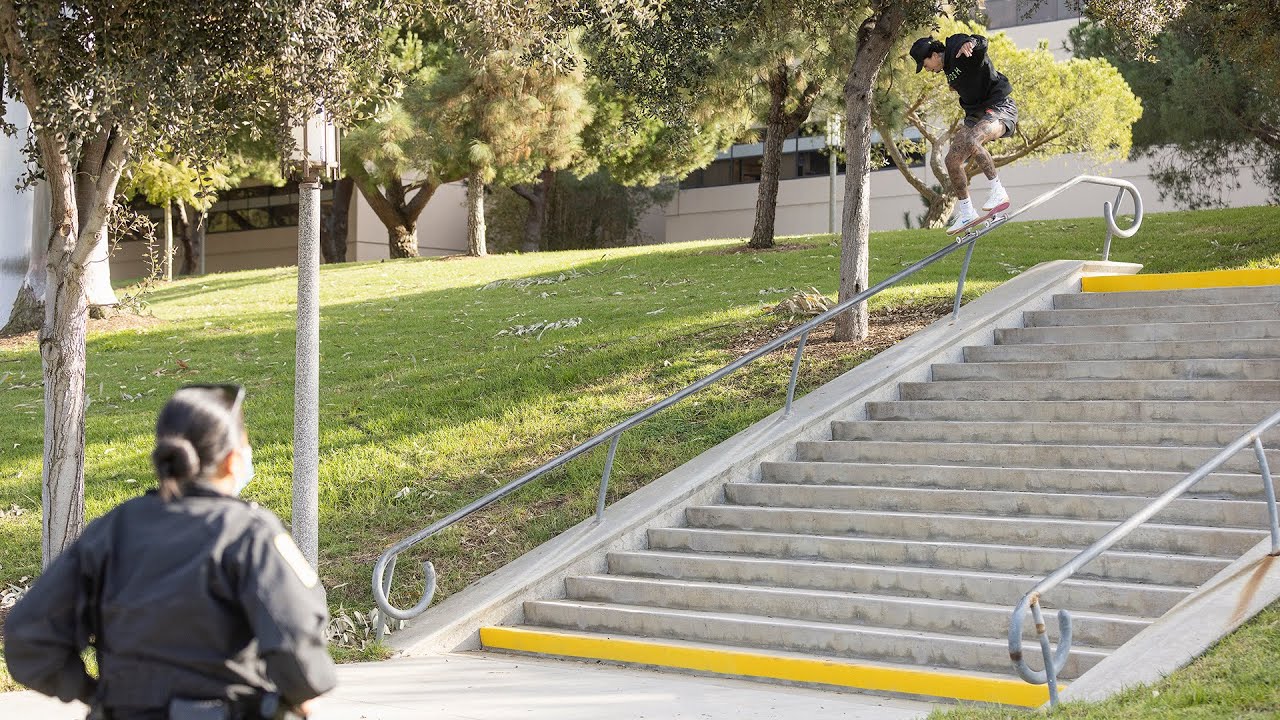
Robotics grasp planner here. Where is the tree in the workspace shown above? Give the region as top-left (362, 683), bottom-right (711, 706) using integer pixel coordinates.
top-left (723, 3), bottom-right (844, 250)
top-left (0, 0), bottom-right (398, 563)
top-left (1070, 7), bottom-right (1280, 208)
top-left (428, 46), bottom-right (595, 257)
top-left (875, 19), bottom-right (1142, 228)
top-left (505, 73), bottom-right (748, 253)
top-left (342, 33), bottom-right (465, 259)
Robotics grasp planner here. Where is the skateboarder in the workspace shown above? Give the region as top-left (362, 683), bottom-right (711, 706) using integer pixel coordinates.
top-left (909, 33), bottom-right (1018, 235)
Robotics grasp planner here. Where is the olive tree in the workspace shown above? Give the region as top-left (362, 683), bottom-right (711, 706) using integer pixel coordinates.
top-left (0, 0), bottom-right (398, 563)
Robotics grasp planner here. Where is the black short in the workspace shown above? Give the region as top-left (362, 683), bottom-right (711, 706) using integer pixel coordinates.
top-left (965, 98), bottom-right (1018, 138)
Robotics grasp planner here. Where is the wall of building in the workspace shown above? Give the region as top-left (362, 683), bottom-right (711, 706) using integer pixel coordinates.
top-left (0, 102), bottom-right (34, 329)
top-left (111, 225), bottom-right (307, 282)
top-left (663, 151), bottom-right (1275, 243)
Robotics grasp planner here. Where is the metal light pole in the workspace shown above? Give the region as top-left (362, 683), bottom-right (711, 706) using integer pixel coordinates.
top-left (826, 114), bottom-right (843, 235)
top-left (289, 109), bottom-right (339, 569)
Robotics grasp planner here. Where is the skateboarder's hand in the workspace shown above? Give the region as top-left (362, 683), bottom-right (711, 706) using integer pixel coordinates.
top-left (957, 41), bottom-right (975, 58)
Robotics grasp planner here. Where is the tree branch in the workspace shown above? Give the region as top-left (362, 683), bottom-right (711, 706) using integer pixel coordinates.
top-left (349, 165), bottom-right (410, 231)
top-left (908, 114), bottom-right (951, 190)
top-left (403, 179), bottom-right (439, 221)
top-left (875, 118), bottom-right (935, 199)
top-left (72, 127), bottom-right (130, 267)
top-left (785, 79), bottom-right (823, 131)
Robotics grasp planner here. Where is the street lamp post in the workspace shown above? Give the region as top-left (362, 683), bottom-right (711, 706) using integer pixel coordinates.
top-left (288, 110), bottom-right (339, 569)
top-left (826, 114), bottom-right (843, 236)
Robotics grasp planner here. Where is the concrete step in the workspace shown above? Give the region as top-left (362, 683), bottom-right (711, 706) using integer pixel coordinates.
top-left (867, 399), bottom-right (1275, 425)
top-left (480, 625), bottom-right (1058, 707)
top-left (795, 439), bottom-right (1276, 474)
top-left (518, 602), bottom-right (1108, 679)
top-left (932, 359), bottom-right (1280, 382)
top-left (965, 338), bottom-right (1280, 362)
top-left (559, 576), bottom-right (1148, 648)
top-left (647, 527), bottom-right (1230, 586)
top-left (831, 420), bottom-right (1273, 449)
top-left (1026, 302), bottom-right (1279, 328)
top-left (724, 483), bottom-right (1271, 529)
top-left (606, 551), bottom-right (1191, 617)
top-left (899, 379), bottom-right (1280, 402)
top-left (760, 461), bottom-right (1270, 500)
top-left (684, 505), bottom-right (1266, 557)
top-left (995, 320), bottom-right (1280, 346)
top-left (1054, 285), bottom-right (1280, 310)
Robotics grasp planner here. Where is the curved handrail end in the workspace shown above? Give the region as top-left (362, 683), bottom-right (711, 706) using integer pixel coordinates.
top-left (374, 553), bottom-right (438, 623)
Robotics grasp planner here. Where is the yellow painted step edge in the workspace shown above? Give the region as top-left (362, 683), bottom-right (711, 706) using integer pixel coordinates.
top-left (1083, 268), bottom-right (1280, 293)
top-left (480, 626), bottom-right (1052, 708)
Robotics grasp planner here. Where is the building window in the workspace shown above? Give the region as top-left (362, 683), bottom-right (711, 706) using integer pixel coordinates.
top-left (126, 183), bottom-right (334, 238)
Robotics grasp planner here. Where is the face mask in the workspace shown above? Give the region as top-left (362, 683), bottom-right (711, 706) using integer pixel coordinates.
top-left (233, 444), bottom-right (255, 496)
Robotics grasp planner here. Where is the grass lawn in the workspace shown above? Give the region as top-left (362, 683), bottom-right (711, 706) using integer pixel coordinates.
top-left (2, 205), bottom-right (1279, 700)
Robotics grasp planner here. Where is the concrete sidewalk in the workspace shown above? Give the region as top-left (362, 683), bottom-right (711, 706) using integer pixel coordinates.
top-left (1, 651), bottom-right (937, 719)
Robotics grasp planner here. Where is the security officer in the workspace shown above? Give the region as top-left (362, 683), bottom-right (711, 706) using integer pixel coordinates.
top-left (5, 384), bottom-right (336, 719)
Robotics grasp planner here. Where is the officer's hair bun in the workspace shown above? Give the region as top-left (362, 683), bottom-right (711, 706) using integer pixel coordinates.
top-left (153, 435), bottom-right (200, 499)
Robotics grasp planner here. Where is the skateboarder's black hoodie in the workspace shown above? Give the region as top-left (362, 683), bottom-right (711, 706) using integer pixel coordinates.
top-left (943, 34), bottom-right (1013, 116)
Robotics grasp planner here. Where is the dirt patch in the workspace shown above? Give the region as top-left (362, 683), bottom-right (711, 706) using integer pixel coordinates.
top-left (727, 298), bottom-right (954, 363)
top-left (703, 242), bottom-right (818, 256)
top-left (0, 311), bottom-right (165, 353)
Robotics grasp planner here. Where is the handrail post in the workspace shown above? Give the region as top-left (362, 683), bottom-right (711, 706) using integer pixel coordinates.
top-left (784, 331), bottom-right (811, 416)
top-left (596, 434), bottom-right (622, 521)
top-left (1030, 596), bottom-right (1062, 706)
top-left (952, 238), bottom-right (978, 320)
top-left (1102, 188), bottom-right (1124, 261)
top-left (375, 555), bottom-right (397, 642)
top-left (1253, 437), bottom-right (1280, 555)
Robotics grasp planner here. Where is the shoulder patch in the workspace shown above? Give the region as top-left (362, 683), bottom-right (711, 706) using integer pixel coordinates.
top-left (273, 533), bottom-right (319, 589)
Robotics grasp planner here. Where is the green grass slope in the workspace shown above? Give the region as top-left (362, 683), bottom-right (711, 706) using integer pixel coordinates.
top-left (2, 205), bottom-right (1279, 700)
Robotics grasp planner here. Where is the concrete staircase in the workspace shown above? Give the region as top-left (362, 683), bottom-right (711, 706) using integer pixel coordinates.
top-left (481, 280), bottom-right (1280, 706)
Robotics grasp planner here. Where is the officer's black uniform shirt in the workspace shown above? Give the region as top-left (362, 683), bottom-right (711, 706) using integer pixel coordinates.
top-left (4, 486), bottom-right (337, 712)
top-left (943, 34), bottom-right (1013, 116)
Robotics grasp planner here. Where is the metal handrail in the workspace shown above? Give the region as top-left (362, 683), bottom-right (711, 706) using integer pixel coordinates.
top-left (372, 174), bottom-right (1144, 630)
top-left (1010, 409), bottom-right (1280, 706)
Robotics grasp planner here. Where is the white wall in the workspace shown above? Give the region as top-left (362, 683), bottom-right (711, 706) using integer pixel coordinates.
top-left (663, 151), bottom-right (1275, 243)
top-left (0, 102), bottom-right (34, 329)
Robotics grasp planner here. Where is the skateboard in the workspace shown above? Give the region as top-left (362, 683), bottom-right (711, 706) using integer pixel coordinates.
top-left (948, 201), bottom-right (1011, 241)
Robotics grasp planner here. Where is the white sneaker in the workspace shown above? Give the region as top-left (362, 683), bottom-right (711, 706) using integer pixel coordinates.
top-left (947, 205), bottom-right (981, 236)
top-left (982, 186), bottom-right (1010, 212)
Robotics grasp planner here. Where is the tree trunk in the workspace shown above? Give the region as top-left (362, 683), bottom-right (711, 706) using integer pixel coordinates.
top-left (388, 223), bottom-right (418, 258)
top-left (321, 175), bottom-right (355, 263)
top-left (174, 203), bottom-right (207, 275)
top-left (749, 65), bottom-right (790, 250)
top-left (922, 194), bottom-right (955, 229)
top-left (835, 6), bottom-right (908, 342)
top-left (512, 169), bottom-right (554, 253)
top-left (352, 174), bottom-right (437, 259)
top-left (467, 170), bottom-right (487, 257)
top-left (41, 167), bottom-right (88, 565)
top-left (190, 211), bottom-right (207, 275)
top-left (84, 226), bottom-right (118, 315)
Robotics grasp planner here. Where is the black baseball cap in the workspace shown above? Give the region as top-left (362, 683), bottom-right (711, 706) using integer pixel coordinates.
top-left (910, 37), bottom-right (940, 73)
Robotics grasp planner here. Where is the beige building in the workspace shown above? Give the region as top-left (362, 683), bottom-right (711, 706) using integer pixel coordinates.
top-left (110, 181), bottom-right (472, 282)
